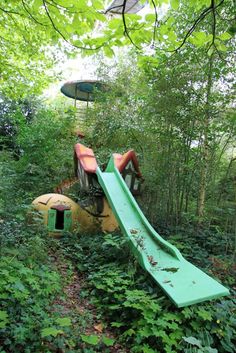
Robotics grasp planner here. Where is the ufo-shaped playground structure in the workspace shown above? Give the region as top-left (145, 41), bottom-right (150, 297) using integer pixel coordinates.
top-left (61, 80), bottom-right (106, 102)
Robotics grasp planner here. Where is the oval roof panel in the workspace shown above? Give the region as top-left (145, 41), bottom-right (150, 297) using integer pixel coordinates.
top-left (106, 0), bottom-right (144, 14)
top-left (61, 80), bottom-right (105, 101)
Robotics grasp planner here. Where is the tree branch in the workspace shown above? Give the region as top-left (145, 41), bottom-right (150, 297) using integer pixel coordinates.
top-left (207, 0), bottom-right (217, 52)
top-left (212, 0), bottom-right (216, 45)
top-left (206, 0), bottom-right (229, 62)
top-left (42, 0), bottom-right (105, 51)
top-left (121, 0), bottom-right (140, 49)
top-left (21, 0), bottom-right (47, 26)
top-left (0, 6), bottom-right (23, 16)
top-left (173, 0), bottom-right (225, 52)
top-left (151, 0), bottom-right (159, 46)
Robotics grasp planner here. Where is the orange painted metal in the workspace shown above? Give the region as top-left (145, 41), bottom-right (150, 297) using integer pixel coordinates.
top-left (74, 143), bottom-right (142, 177)
top-left (74, 143), bottom-right (98, 173)
top-left (113, 150), bottom-right (142, 177)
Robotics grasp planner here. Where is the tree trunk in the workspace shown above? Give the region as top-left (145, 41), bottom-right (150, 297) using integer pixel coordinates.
top-left (197, 54), bottom-right (214, 220)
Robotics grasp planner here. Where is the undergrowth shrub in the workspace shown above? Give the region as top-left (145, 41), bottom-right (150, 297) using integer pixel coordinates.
top-left (0, 219), bottom-right (63, 352)
top-left (0, 254), bottom-right (61, 352)
top-left (60, 231), bottom-right (236, 353)
top-left (163, 224), bottom-right (236, 287)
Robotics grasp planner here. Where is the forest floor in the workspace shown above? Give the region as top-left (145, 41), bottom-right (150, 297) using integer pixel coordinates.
top-left (50, 248), bottom-right (128, 353)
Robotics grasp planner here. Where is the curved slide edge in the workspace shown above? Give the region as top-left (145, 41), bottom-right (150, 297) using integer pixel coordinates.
top-left (96, 157), bottom-right (230, 307)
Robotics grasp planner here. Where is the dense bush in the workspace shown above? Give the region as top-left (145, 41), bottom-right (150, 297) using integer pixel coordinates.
top-left (59, 231), bottom-right (235, 353)
top-left (0, 100), bottom-right (77, 219)
top-left (0, 101), bottom-right (81, 352)
top-left (0, 219), bottom-right (62, 352)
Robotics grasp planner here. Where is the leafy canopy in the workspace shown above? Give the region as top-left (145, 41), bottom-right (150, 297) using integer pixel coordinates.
top-left (1, 0), bottom-right (234, 96)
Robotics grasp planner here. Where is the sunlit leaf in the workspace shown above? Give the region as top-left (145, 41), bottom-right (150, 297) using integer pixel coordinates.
top-left (218, 32), bottom-right (232, 41)
top-left (55, 317), bottom-right (72, 327)
top-left (41, 327), bottom-right (63, 337)
top-left (102, 336), bottom-right (115, 346)
top-left (171, 0), bottom-right (179, 10)
top-left (80, 334), bottom-right (100, 345)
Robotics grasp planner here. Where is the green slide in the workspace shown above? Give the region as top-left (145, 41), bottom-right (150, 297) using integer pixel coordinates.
top-left (96, 157), bottom-right (229, 308)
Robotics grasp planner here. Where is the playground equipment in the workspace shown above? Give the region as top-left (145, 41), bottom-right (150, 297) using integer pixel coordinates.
top-left (33, 141), bottom-right (229, 307)
top-left (32, 143), bottom-right (143, 235)
top-left (61, 80), bottom-right (106, 106)
top-left (32, 192), bottom-right (119, 236)
top-left (32, 194), bottom-right (79, 237)
top-left (74, 143), bottom-right (143, 195)
top-left (32, 80), bottom-right (229, 307)
top-left (97, 159), bottom-right (230, 307)
top-left (33, 80), bottom-right (120, 234)
top-left (106, 0), bottom-right (144, 14)
top-left (32, 193), bottom-right (118, 238)
top-left (61, 79), bottom-right (107, 136)
top-left (77, 144), bottom-right (230, 307)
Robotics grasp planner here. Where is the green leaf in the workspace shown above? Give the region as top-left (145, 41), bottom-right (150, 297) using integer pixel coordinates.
top-left (171, 0), bottom-right (179, 10)
top-left (197, 309), bottom-right (212, 321)
top-left (145, 14), bottom-right (156, 22)
top-left (80, 334), bottom-right (100, 345)
top-left (0, 321), bottom-right (7, 328)
top-left (102, 336), bottom-right (115, 346)
top-left (0, 310), bottom-right (8, 329)
top-left (14, 281), bottom-right (26, 291)
top-left (141, 344), bottom-right (157, 353)
top-left (103, 46), bottom-right (114, 58)
top-left (191, 31), bottom-right (208, 46)
top-left (160, 24), bottom-right (169, 35)
top-left (166, 16), bottom-right (175, 26)
top-left (32, 0), bottom-right (43, 12)
top-left (183, 336), bottom-right (202, 347)
top-left (108, 18), bottom-right (122, 30)
top-left (122, 328), bottom-right (135, 337)
top-left (218, 32), bottom-right (231, 41)
top-left (0, 311), bottom-right (8, 320)
top-left (111, 321), bottom-right (125, 327)
top-left (94, 12), bottom-right (106, 22)
top-left (216, 43), bottom-right (228, 52)
top-left (206, 348), bottom-right (218, 353)
top-left (207, 46), bottom-right (214, 56)
top-left (139, 326), bottom-right (153, 338)
top-left (92, 0), bottom-right (104, 10)
top-left (41, 327), bottom-right (63, 337)
top-left (168, 31), bottom-right (177, 42)
top-left (55, 317), bottom-right (72, 327)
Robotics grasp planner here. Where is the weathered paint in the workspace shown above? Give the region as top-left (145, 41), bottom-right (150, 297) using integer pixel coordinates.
top-left (74, 143), bottom-right (98, 173)
top-left (32, 193), bottom-right (79, 237)
top-left (32, 193), bottom-right (118, 236)
top-left (113, 150), bottom-right (142, 177)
